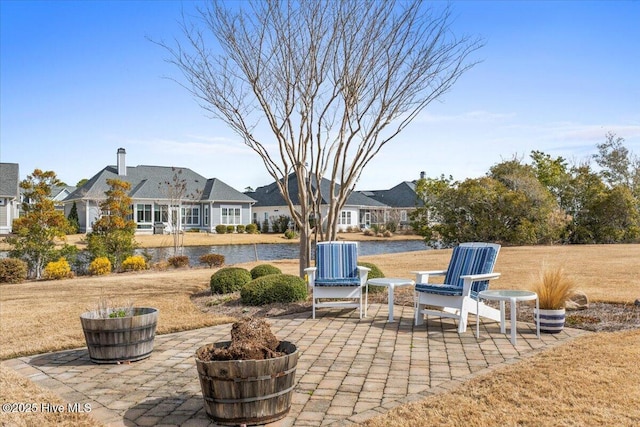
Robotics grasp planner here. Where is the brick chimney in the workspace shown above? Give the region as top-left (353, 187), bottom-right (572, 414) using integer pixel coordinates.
top-left (117, 148), bottom-right (126, 176)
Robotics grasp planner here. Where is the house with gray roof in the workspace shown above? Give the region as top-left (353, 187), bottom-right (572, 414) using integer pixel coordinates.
top-left (358, 180), bottom-right (424, 230)
top-left (0, 163), bottom-right (20, 234)
top-left (246, 174), bottom-right (387, 232)
top-left (63, 148), bottom-right (255, 234)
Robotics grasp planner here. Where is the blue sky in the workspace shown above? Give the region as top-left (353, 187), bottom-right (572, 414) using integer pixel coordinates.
top-left (2, 1), bottom-right (639, 192)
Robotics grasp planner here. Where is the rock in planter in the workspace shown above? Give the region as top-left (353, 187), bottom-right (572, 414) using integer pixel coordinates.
top-left (195, 318), bottom-right (298, 426)
top-left (80, 307), bottom-right (158, 364)
top-left (566, 290), bottom-right (589, 311)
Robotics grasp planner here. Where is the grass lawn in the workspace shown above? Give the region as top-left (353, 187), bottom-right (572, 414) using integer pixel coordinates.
top-left (1, 242), bottom-right (639, 426)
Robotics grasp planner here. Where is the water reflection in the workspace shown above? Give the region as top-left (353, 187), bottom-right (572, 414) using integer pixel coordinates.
top-left (139, 239), bottom-right (428, 265)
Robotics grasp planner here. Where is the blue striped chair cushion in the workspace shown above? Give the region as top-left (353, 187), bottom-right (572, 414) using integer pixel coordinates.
top-left (414, 283), bottom-right (484, 299)
top-left (416, 246), bottom-right (497, 296)
top-left (315, 242), bottom-right (359, 286)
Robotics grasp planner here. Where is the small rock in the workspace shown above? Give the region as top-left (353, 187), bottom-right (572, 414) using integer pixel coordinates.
top-left (566, 290), bottom-right (589, 311)
top-left (634, 299), bottom-right (640, 307)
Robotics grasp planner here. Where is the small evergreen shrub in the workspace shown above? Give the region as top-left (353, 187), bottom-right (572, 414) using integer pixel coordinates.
top-left (0, 258), bottom-right (28, 284)
top-left (215, 224), bottom-right (227, 234)
top-left (359, 262), bottom-right (386, 294)
top-left (226, 225), bottom-right (235, 233)
top-left (168, 255), bottom-right (190, 268)
top-left (284, 230), bottom-right (297, 239)
top-left (122, 255), bottom-right (147, 271)
top-left (250, 264), bottom-right (282, 279)
top-left (241, 274), bottom-right (308, 305)
top-left (246, 223), bottom-right (258, 234)
top-left (44, 258), bottom-right (72, 280)
top-left (89, 257), bottom-right (112, 276)
top-left (200, 253), bottom-right (225, 268)
top-left (236, 224), bottom-right (246, 233)
top-left (210, 267), bottom-right (252, 294)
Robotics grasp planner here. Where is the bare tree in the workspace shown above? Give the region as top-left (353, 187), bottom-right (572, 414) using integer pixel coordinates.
top-left (160, 167), bottom-right (202, 256)
top-left (160, 0), bottom-right (483, 275)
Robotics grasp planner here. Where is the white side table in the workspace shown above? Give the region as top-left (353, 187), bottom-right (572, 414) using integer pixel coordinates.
top-left (366, 278), bottom-right (415, 322)
top-left (476, 290), bottom-right (540, 345)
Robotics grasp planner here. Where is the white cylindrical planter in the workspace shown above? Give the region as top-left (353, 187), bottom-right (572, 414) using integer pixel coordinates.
top-left (535, 308), bottom-right (566, 334)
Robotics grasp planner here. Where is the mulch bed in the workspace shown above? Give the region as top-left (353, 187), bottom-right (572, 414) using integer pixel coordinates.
top-left (191, 287), bottom-right (640, 332)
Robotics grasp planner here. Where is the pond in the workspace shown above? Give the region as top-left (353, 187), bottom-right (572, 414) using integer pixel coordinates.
top-left (138, 239), bottom-right (429, 266)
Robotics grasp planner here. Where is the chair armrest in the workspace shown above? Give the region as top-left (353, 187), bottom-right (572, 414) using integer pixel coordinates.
top-left (357, 266), bottom-right (370, 286)
top-left (460, 272), bottom-right (501, 281)
top-left (304, 267), bottom-right (317, 287)
top-left (412, 270), bottom-right (447, 284)
top-left (461, 272), bottom-right (500, 295)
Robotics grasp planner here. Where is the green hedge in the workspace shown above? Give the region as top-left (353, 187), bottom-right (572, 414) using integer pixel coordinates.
top-left (250, 264), bottom-right (282, 279)
top-left (359, 262), bottom-right (386, 294)
top-left (210, 267), bottom-right (252, 294)
top-left (241, 274), bottom-right (308, 305)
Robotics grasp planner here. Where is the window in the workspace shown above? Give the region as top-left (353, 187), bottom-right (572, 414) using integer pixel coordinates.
top-left (400, 210), bottom-right (407, 222)
top-left (181, 206), bottom-right (200, 225)
top-left (222, 206), bottom-right (242, 225)
top-left (154, 205), bottom-right (168, 222)
top-left (339, 211), bottom-right (352, 225)
top-left (137, 204), bottom-right (152, 223)
top-left (204, 205), bottom-right (209, 226)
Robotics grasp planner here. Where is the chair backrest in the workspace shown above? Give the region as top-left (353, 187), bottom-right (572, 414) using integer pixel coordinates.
top-left (444, 243), bottom-right (500, 293)
top-left (316, 241), bottom-right (359, 280)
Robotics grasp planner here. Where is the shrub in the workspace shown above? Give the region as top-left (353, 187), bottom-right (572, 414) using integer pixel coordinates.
top-left (210, 267), bottom-right (252, 294)
top-left (168, 255), bottom-right (190, 268)
top-left (241, 274), bottom-right (308, 305)
top-left (385, 221), bottom-right (398, 233)
top-left (200, 253), bottom-right (225, 268)
top-left (284, 230), bottom-right (297, 239)
top-left (363, 229), bottom-right (374, 236)
top-left (226, 225), bottom-right (235, 233)
top-left (122, 255), bottom-right (147, 271)
top-left (250, 264), bottom-right (282, 279)
top-left (246, 223), bottom-right (258, 234)
top-left (358, 262), bottom-right (386, 294)
top-left (43, 258), bottom-right (72, 280)
top-left (89, 257), bottom-right (112, 276)
top-left (0, 258), bottom-right (28, 284)
top-left (215, 224), bottom-right (227, 234)
top-left (236, 224), bottom-right (245, 233)
top-left (383, 230), bottom-right (393, 238)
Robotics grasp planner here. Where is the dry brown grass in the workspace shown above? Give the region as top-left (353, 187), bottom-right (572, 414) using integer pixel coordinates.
top-left (361, 329), bottom-right (640, 427)
top-left (1, 242), bottom-right (639, 427)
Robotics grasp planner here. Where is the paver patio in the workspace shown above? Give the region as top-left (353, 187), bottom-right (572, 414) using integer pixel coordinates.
top-left (2, 303), bottom-right (587, 426)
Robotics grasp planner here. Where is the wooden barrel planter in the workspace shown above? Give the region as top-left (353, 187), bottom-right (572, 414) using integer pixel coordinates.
top-left (195, 340), bottom-right (298, 426)
top-left (80, 307), bottom-right (158, 364)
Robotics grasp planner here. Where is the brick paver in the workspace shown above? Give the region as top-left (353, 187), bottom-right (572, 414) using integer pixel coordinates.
top-left (2, 303), bottom-right (587, 426)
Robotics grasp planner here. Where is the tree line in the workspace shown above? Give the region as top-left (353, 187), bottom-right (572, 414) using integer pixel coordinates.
top-left (410, 132), bottom-right (640, 246)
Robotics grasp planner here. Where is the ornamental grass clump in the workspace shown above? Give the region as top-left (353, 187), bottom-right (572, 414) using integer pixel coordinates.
top-left (531, 265), bottom-right (576, 310)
